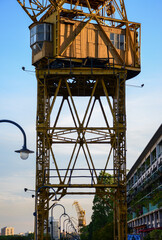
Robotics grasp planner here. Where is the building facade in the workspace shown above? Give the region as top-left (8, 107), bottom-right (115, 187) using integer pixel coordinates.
top-left (1, 227), bottom-right (14, 236)
top-left (127, 125), bottom-right (162, 238)
top-left (49, 218), bottom-right (60, 240)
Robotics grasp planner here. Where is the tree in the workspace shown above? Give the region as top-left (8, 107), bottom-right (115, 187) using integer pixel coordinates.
top-left (80, 172), bottom-right (114, 240)
top-left (151, 190), bottom-right (162, 208)
top-left (0, 234), bottom-right (34, 240)
top-left (80, 222), bottom-right (93, 240)
top-left (143, 230), bottom-right (162, 240)
top-left (91, 172), bottom-right (114, 230)
top-left (92, 222), bottom-right (113, 240)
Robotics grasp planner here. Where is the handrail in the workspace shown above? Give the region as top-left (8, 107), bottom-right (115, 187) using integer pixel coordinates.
top-left (43, 168), bottom-right (118, 186)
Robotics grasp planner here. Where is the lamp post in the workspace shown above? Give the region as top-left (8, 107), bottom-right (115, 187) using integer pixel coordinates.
top-left (59, 213), bottom-right (68, 240)
top-left (34, 186), bottom-right (57, 240)
top-left (66, 223), bottom-right (70, 239)
top-left (24, 188), bottom-right (35, 198)
top-left (66, 221), bottom-right (73, 240)
top-left (65, 220), bottom-right (79, 240)
top-left (126, 83), bottom-right (144, 88)
top-left (63, 219), bottom-right (70, 239)
top-left (50, 203), bottom-right (66, 240)
top-left (63, 215), bottom-right (77, 234)
top-left (69, 217), bottom-right (78, 232)
top-left (59, 213), bottom-right (78, 240)
top-left (0, 119), bottom-right (34, 159)
top-left (67, 223), bottom-right (75, 240)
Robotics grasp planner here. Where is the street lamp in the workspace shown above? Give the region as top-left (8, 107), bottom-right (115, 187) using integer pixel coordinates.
top-left (62, 214), bottom-right (77, 234)
top-left (24, 188), bottom-right (35, 198)
top-left (64, 219), bottom-right (79, 240)
top-left (34, 186), bottom-right (57, 240)
top-left (59, 213), bottom-right (78, 240)
top-left (63, 218), bottom-right (70, 239)
top-left (59, 213), bottom-right (67, 240)
top-left (0, 119), bottom-right (34, 159)
top-left (126, 83), bottom-right (144, 88)
top-left (50, 203), bottom-right (66, 240)
top-left (66, 222), bottom-right (70, 238)
top-left (66, 222), bottom-right (74, 239)
top-left (63, 219), bottom-right (71, 240)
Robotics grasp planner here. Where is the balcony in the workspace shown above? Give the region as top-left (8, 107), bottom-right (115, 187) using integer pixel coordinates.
top-left (127, 160), bottom-right (162, 195)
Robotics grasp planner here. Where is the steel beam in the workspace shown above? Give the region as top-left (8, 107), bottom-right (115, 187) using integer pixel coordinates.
top-left (35, 70), bottom-right (127, 240)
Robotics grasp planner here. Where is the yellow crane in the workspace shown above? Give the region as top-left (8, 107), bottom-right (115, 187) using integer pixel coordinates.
top-left (73, 201), bottom-right (86, 229)
top-left (17, 1), bottom-right (141, 240)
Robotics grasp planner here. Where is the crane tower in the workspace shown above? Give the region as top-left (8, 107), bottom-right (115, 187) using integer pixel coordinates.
top-left (73, 201), bottom-right (86, 229)
top-left (17, 1), bottom-right (141, 240)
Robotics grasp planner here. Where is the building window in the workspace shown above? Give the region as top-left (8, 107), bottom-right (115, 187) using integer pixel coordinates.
top-left (152, 214), bottom-right (154, 221)
top-left (137, 167), bottom-right (141, 178)
top-left (30, 23), bottom-right (52, 52)
top-left (157, 140), bottom-right (162, 157)
top-left (146, 156), bottom-right (150, 169)
top-left (110, 33), bottom-right (125, 50)
top-left (134, 173), bottom-right (137, 182)
top-left (141, 162), bottom-right (145, 174)
top-left (151, 148), bottom-right (156, 163)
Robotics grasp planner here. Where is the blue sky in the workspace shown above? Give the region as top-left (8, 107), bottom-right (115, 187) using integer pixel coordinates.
top-left (0, 0), bottom-right (162, 234)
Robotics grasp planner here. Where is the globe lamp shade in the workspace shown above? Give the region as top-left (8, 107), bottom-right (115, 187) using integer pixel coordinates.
top-left (15, 148), bottom-right (34, 160)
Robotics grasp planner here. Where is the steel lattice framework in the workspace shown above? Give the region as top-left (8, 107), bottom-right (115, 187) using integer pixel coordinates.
top-left (35, 70), bottom-right (127, 239)
top-left (17, 1), bottom-right (141, 240)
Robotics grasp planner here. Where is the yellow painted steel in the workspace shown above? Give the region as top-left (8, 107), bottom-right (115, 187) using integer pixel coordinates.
top-left (45, 184), bottom-right (118, 188)
top-left (73, 201), bottom-right (86, 228)
top-left (17, 1), bottom-right (141, 240)
top-left (36, 72), bottom-right (128, 240)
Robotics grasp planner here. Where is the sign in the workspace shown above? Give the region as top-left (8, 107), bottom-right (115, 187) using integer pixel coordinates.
top-left (128, 235), bottom-right (141, 240)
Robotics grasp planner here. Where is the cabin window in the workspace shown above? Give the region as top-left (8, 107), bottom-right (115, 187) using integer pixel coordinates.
top-left (30, 23), bottom-right (52, 52)
top-left (120, 34), bottom-right (125, 50)
top-left (110, 33), bottom-right (125, 50)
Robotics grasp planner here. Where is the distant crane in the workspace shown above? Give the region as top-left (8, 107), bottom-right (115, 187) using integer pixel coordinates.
top-left (73, 201), bottom-right (86, 230)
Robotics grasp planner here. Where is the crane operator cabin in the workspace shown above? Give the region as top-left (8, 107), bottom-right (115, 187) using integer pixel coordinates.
top-left (29, 0), bottom-right (141, 80)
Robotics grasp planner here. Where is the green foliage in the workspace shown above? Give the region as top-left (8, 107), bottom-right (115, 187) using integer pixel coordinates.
top-left (92, 222), bottom-right (113, 240)
top-left (127, 212), bottom-right (133, 222)
top-left (151, 190), bottom-right (162, 208)
top-left (91, 194), bottom-right (113, 230)
top-left (80, 223), bottom-right (93, 240)
top-left (143, 230), bottom-right (162, 240)
top-left (0, 234), bottom-right (34, 240)
top-left (91, 172), bottom-right (113, 231)
top-left (129, 188), bottom-right (162, 217)
top-left (130, 192), bottom-right (145, 217)
top-left (149, 229), bottom-right (162, 239)
top-left (80, 172), bottom-right (114, 240)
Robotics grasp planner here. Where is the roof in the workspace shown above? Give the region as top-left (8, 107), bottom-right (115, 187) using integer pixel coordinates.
top-left (127, 124), bottom-right (162, 179)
